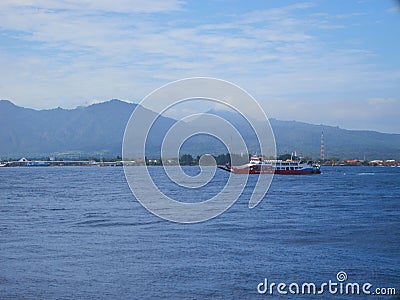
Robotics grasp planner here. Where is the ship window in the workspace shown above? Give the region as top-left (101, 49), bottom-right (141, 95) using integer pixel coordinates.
top-left (286, 167), bottom-right (289, 170)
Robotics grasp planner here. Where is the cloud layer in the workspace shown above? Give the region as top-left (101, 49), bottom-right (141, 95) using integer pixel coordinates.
top-left (0, 0), bottom-right (399, 133)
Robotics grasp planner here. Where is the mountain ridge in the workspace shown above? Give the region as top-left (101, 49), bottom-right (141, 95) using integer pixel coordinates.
top-left (0, 99), bottom-right (399, 160)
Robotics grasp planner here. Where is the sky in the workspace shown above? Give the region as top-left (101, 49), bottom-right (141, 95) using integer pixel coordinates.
top-left (0, 0), bottom-right (399, 133)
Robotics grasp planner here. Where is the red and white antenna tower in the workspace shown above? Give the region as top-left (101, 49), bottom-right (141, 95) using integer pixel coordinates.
top-left (321, 131), bottom-right (325, 161)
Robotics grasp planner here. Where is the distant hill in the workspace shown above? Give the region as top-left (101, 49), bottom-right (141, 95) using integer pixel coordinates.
top-left (270, 119), bottom-right (400, 160)
top-left (205, 108), bottom-right (400, 160)
top-left (0, 99), bottom-right (174, 158)
top-left (0, 99), bottom-right (399, 160)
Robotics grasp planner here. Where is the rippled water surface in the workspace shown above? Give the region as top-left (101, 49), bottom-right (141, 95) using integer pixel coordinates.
top-left (1, 166), bottom-right (399, 299)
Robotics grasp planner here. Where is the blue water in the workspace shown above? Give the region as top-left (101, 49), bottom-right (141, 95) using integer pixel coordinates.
top-left (1, 166), bottom-right (399, 299)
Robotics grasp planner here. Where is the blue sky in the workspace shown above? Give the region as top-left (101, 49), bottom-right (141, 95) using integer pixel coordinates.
top-left (0, 0), bottom-right (399, 133)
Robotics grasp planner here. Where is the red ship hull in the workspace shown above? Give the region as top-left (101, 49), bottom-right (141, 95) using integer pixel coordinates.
top-left (218, 164), bottom-right (321, 175)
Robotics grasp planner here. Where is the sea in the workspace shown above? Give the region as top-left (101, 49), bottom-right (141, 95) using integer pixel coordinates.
top-left (0, 166), bottom-right (399, 299)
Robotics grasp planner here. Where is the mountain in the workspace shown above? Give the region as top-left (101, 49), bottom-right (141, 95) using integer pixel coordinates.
top-left (206, 108), bottom-right (400, 160)
top-left (270, 119), bottom-right (400, 160)
top-left (0, 99), bottom-right (175, 158)
top-left (0, 99), bottom-right (399, 160)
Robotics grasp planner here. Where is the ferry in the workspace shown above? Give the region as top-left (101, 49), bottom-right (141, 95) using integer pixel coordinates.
top-left (218, 155), bottom-right (321, 175)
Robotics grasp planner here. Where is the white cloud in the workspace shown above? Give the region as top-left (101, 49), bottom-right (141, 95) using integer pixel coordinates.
top-left (0, 0), bottom-right (184, 14)
top-left (368, 97), bottom-right (398, 105)
top-left (386, 5), bottom-right (400, 14)
top-left (0, 1), bottom-right (398, 133)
